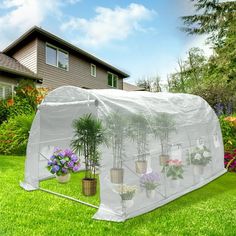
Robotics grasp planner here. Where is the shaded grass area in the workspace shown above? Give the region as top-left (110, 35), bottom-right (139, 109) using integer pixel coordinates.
top-left (0, 155), bottom-right (235, 236)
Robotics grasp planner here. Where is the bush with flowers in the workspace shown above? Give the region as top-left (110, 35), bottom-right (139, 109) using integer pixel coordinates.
top-left (162, 159), bottom-right (184, 180)
top-left (117, 185), bottom-right (137, 200)
top-left (47, 148), bottom-right (80, 176)
top-left (224, 149), bottom-right (236, 172)
top-left (140, 172), bottom-right (160, 190)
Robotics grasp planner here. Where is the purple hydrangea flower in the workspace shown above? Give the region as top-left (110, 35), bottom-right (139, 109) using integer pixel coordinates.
top-left (64, 149), bottom-right (73, 156)
top-left (50, 155), bottom-right (55, 160)
top-left (67, 161), bottom-right (74, 168)
top-left (53, 147), bottom-right (61, 153)
top-left (71, 154), bottom-right (78, 162)
top-left (60, 159), bottom-right (66, 165)
top-left (61, 167), bottom-right (68, 174)
top-left (47, 161), bottom-right (53, 166)
top-left (73, 165), bottom-right (80, 172)
top-left (58, 151), bottom-right (65, 158)
top-left (51, 165), bottom-right (60, 173)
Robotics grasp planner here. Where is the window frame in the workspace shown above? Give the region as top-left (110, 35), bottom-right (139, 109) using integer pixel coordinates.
top-left (107, 72), bottom-right (118, 88)
top-left (0, 82), bottom-right (14, 100)
top-left (90, 64), bottom-right (97, 77)
top-left (45, 43), bottom-right (69, 71)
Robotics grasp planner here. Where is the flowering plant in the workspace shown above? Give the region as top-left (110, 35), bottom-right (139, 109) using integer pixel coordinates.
top-left (140, 172), bottom-right (160, 190)
top-left (189, 145), bottom-right (211, 166)
top-left (224, 149), bottom-right (236, 172)
top-left (117, 185), bottom-right (137, 200)
top-left (47, 147), bottom-right (80, 176)
top-left (162, 159), bottom-right (184, 180)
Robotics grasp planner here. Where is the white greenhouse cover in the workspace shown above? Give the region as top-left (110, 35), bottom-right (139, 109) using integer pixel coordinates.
top-left (21, 86), bottom-right (226, 222)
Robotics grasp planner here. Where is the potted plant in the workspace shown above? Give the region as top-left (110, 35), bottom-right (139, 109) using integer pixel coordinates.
top-left (117, 185), bottom-right (137, 208)
top-left (105, 112), bottom-right (127, 184)
top-left (189, 145), bottom-right (212, 175)
top-left (152, 113), bottom-right (176, 165)
top-left (128, 114), bottom-right (150, 174)
top-left (140, 172), bottom-right (160, 199)
top-left (71, 113), bottom-right (106, 196)
top-left (47, 147), bottom-right (80, 183)
top-left (162, 159), bottom-right (184, 187)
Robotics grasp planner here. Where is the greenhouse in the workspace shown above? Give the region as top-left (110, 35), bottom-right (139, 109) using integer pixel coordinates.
top-left (20, 86), bottom-right (226, 222)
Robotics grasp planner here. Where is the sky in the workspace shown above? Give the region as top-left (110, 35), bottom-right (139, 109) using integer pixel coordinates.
top-left (0, 0), bottom-right (213, 85)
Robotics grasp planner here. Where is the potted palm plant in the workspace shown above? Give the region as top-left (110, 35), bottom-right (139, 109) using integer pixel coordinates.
top-left (152, 113), bottom-right (176, 165)
top-left (105, 112), bottom-right (127, 184)
top-left (128, 114), bottom-right (150, 174)
top-left (71, 113), bottom-right (106, 196)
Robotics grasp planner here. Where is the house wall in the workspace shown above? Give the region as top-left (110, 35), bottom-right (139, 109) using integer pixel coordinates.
top-left (36, 39), bottom-right (123, 90)
top-left (0, 74), bottom-right (18, 85)
top-left (12, 39), bottom-right (37, 74)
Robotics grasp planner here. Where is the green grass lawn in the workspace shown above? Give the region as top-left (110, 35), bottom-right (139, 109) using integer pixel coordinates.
top-left (0, 155), bottom-right (235, 236)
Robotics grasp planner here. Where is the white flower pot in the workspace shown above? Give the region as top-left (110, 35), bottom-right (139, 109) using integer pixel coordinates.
top-left (56, 173), bottom-right (71, 183)
top-left (193, 165), bottom-right (204, 176)
top-left (169, 179), bottom-right (180, 189)
top-left (122, 199), bottom-right (134, 208)
top-left (146, 189), bottom-right (156, 199)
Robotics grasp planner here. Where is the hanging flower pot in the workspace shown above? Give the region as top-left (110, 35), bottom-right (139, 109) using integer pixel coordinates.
top-left (146, 189), bottom-right (156, 199)
top-left (118, 185), bottom-right (137, 208)
top-left (82, 178), bottom-right (97, 196)
top-left (159, 154), bottom-right (169, 166)
top-left (56, 173), bottom-right (71, 183)
top-left (110, 168), bottom-right (124, 184)
top-left (135, 160), bottom-right (147, 174)
top-left (193, 165), bottom-right (204, 176)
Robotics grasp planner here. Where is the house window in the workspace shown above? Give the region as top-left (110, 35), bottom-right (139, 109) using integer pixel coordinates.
top-left (0, 84), bottom-right (13, 100)
top-left (108, 72), bottom-right (118, 88)
top-left (46, 44), bottom-right (69, 71)
top-left (91, 64), bottom-right (96, 77)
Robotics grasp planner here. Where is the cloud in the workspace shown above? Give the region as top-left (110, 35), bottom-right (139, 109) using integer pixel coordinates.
top-left (61, 3), bottom-right (155, 47)
top-left (0, 0), bottom-right (80, 50)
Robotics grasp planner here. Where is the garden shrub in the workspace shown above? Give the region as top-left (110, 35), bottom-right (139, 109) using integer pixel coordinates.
top-left (219, 115), bottom-right (236, 152)
top-left (0, 100), bottom-right (9, 125)
top-left (0, 113), bottom-right (35, 155)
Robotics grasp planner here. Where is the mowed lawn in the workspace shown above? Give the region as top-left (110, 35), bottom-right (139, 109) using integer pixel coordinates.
top-left (0, 155), bottom-right (236, 236)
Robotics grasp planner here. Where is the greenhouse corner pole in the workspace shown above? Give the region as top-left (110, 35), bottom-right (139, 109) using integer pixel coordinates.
top-left (39, 188), bottom-right (99, 209)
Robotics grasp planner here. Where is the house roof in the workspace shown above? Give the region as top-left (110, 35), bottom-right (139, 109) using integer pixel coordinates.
top-left (123, 82), bottom-right (145, 91)
top-left (3, 26), bottom-right (130, 78)
top-left (0, 53), bottom-right (42, 82)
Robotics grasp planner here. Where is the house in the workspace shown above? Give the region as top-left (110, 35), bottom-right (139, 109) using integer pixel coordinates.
top-left (123, 82), bottom-right (145, 91)
top-left (0, 26), bottom-right (129, 99)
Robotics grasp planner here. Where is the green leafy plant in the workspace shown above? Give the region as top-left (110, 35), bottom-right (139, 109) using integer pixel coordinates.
top-left (105, 112), bottom-right (127, 168)
top-left (0, 113), bottom-right (35, 155)
top-left (117, 185), bottom-right (137, 200)
top-left (219, 115), bottom-right (236, 151)
top-left (127, 114), bottom-right (150, 161)
top-left (152, 113), bottom-right (176, 156)
top-left (71, 113), bottom-right (106, 179)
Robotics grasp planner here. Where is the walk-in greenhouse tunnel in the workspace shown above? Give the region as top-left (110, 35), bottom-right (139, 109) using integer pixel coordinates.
top-left (21, 86), bottom-right (226, 222)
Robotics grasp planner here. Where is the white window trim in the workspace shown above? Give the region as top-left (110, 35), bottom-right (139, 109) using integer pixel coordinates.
top-left (0, 82), bottom-right (15, 99)
top-left (45, 43), bottom-right (69, 71)
top-left (107, 72), bottom-right (118, 88)
top-left (91, 64), bottom-right (96, 77)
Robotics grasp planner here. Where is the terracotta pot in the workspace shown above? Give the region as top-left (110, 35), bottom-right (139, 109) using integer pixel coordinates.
top-left (82, 178), bottom-right (97, 196)
top-left (146, 189), bottom-right (156, 199)
top-left (135, 160), bottom-right (147, 174)
top-left (56, 173), bottom-right (71, 183)
top-left (159, 154), bottom-right (169, 165)
top-left (193, 165), bottom-right (204, 176)
top-left (110, 168), bottom-right (124, 184)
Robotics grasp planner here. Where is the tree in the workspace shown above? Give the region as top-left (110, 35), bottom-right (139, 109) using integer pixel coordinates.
top-left (136, 75), bottom-right (162, 92)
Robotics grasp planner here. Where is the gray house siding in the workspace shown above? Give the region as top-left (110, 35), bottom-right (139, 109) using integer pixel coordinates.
top-left (36, 39), bottom-right (123, 90)
top-left (12, 39), bottom-right (37, 74)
